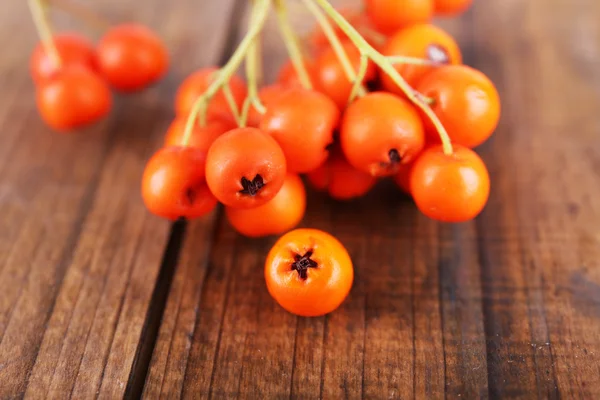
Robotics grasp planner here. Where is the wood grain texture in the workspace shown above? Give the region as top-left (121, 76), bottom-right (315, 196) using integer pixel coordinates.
top-left (1, 0), bottom-right (600, 398)
top-left (0, 0), bottom-right (235, 398)
top-left (472, 0), bottom-right (600, 397)
top-left (143, 0), bottom-right (600, 398)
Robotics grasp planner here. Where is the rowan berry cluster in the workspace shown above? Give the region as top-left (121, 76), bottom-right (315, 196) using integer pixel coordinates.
top-left (29, 0), bottom-right (499, 316)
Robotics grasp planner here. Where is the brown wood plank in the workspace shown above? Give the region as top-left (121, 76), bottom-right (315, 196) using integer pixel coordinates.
top-left (472, 0), bottom-right (600, 397)
top-left (0, 0), bottom-right (237, 398)
top-left (146, 0), bottom-right (600, 398)
top-left (432, 17), bottom-right (490, 399)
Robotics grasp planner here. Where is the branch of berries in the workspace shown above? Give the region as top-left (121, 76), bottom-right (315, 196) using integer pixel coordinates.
top-left (28, 0), bottom-right (499, 316)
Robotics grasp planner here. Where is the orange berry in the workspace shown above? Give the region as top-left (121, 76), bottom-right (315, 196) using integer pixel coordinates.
top-left (265, 228), bottom-right (353, 317)
top-left (417, 65), bottom-right (500, 148)
top-left (142, 146), bottom-right (217, 220)
top-left (434, 0), bottom-right (473, 16)
top-left (307, 148), bottom-right (377, 200)
top-left (365, 0), bottom-right (434, 34)
top-left (226, 174), bottom-right (306, 237)
top-left (96, 23), bottom-right (168, 92)
top-left (393, 162), bottom-right (414, 194)
top-left (260, 88), bottom-right (339, 173)
top-left (36, 65), bottom-right (111, 132)
top-left (246, 84), bottom-right (288, 128)
top-left (205, 127), bottom-right (287, 209)
top-left (30, 33), bottom-right (96, 84)
top-left (340, 92), bottom-right (425, 176)
top-left (381, 24), bottom-right (462, 91)
top-left (410, 145), bottom-right (490, 222)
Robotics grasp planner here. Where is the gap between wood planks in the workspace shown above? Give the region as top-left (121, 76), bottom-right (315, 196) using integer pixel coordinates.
top-left (124, 1), bottom-right (248, 397)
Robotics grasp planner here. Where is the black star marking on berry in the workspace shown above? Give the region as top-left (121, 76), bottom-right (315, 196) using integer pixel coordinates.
top-left (239, 174), bottom-right (265, 196)
top-left (291, 250), bottom-right (318, 280)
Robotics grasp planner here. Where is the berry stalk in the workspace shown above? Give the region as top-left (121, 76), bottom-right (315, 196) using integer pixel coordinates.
top-left (181, 0), bottom-right (271, 145)
top-left (311, 0), bottom-right (454, 156)
top-left (348, 54), bottom-right (368, 104)
top-left (302, 0), bottom-right (367, 97)
top-left (387, 55), bottom-right (444, 66)
top-left (241, 1), bottom-right (266, 127)
top-left (222, 83), bottom-right (242, 126)
top-left (28, 0), bottom-right (61, 69)
top-left (273, 0), bottom-right (313, 90)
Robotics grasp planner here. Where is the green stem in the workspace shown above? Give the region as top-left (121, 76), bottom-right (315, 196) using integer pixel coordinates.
top-left (239, 97), bottom-right (252, 128)
top-left (311, 0), bottom-right (454, 156)
top-left (222, 82), bottom-right (242, 126)
top-left (359, 26), bottom-right (387, 46)
top-left (302, 0), bottom-right (366, 97)
top-left (273, 0), bottom-right (312, 89)
top-left (387, 55), bottom-right (443, 66)
top-left (348, 55), bottom-right (368, 104)
top-left (29, 0), bottom-right (61, 69)
top-left (240, 0), bottom-right (265, 128)
top-left (181, 0), bottom-right (271, 146)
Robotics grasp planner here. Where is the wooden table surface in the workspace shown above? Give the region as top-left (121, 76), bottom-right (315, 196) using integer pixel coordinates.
top-left (1, 0), bottom-right (600, 398)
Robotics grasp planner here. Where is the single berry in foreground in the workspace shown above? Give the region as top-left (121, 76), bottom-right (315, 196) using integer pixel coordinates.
top-left (265, 228), bottom-right (354, 317)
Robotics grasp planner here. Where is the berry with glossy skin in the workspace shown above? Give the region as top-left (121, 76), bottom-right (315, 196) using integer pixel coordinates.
top-left (365, 0), bottom-right (434, 35)
top-left (381, 24), bottom-right (462, 91)
top-left (307, 148), bottom-right (377, 200)
top-left (314, 41), bottom-right (377, 109)
top-left (434, 0), bottom-right (473, 16)
top-left (164, 118), bottom-right (234, 152)
top-left (265, 228), bottom-right (354, 317)
top-left (260, 88), bottom-right (339, 173)
top-left (175, 67), bottom-right (247, 124)
top-left (205, 127), bottom-right (287, 209)
top-left (36, 65), bottom-right (112, 131)
top-left (416, 65), bottom-right (501, 148)
top-left (226, 174), bottom-right (306, 237)
top-left (96, 23), bottom-right (168, 92)
top-left (340, 92), bottom-right (425, 176)
top-left (246, 84), bottom-right (288, 128)
top-left (142, 146), bottom-right (217, 220)
top-left (410, 145), bottom-right (490, 222)
top-left (30, 33), bottom-right (96, 84)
